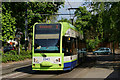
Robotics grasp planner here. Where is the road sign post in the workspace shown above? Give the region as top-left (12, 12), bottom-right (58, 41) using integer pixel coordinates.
top-left (16, 33), bottom-right (22, 55)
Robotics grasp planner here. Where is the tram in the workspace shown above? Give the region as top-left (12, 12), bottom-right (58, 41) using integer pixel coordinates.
top-left (32, 22), bottom-right (87, 71)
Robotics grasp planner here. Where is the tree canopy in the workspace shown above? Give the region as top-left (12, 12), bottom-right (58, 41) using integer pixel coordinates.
top-left (2, 4), bottom-right (16, 42)
top-left (74, 2), bottom-right (120, 50)
top-left (2, 2), bottom-right (64, 45)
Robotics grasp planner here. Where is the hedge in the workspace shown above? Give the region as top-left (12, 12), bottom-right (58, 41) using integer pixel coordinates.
top-left (2, 50), bottom-right (32, 63)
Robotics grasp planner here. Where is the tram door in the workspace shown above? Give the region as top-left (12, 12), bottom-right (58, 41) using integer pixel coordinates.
top-left (62, 37), bottom-right (78, 68)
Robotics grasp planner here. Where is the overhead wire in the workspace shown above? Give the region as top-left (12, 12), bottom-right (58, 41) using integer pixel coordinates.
top-left (66, 0), bottom-right (72, 20)
top-left (67, 0), bottom-right (72, 8)
top-left (67, 0), bottom-right (75, 24)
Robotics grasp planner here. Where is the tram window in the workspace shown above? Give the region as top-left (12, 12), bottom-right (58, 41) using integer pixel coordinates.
top-left (71, 39), bottom-right (75, 55)
top-left (62, 36), bottom-right (66, 53)
top-left (63, 37), bottom-right (78, 56)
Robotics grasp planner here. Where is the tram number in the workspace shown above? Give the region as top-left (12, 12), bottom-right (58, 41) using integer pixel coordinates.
top-left (43, 57), bottom-right (50, 61)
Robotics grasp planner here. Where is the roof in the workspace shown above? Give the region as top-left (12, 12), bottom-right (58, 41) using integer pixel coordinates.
top-left (59, 22), bottom-right (78, 35)
top-left (59, 22), bottom-right (83, 39)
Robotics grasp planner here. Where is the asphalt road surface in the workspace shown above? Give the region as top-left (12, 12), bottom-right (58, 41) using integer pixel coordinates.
top-left (2, 54), bottom-right (120, 80)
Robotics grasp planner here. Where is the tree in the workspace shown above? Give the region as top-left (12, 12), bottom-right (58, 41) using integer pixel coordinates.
top-left (102, 2), bottom-right (120, 53)
top-left (2, 4), bottom-right (16, 45)
top-left (104, 2), bottom-right (120, 42)
top-left (74, 3), bottom-right (109, 50)
top-left (2, 2), bottom-right (64, 35)
top-left (75, 6), bottom-right (99, 50)
top-left (27, 2), bottom-right (64, 34)
top-left (2, 2), bottom-right (64, 50)
top-left (75, 6), bottom-right (91, 33)
top-left (26, 2), bottom-right (64, 50)
top-left (79, 2), bottom-right (120, 51)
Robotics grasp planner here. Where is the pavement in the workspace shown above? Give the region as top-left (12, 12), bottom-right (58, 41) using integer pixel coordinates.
top-left (2, 59), bottom-right (32, 75)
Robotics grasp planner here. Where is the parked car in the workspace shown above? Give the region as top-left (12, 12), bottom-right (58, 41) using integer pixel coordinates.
top-left (4, 46), bottom-right (15, 53)
top-left (93, 47), bottom-right (112, 55)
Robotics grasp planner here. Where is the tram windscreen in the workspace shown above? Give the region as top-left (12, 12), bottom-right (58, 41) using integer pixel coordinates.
top-left (34, 24), bottom-right (61, 53)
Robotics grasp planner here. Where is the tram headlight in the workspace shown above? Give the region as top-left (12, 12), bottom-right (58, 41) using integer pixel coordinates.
top-left (56, 58), bottom-right (60, 62)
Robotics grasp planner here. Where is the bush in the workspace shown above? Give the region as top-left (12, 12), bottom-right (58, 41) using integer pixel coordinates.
top-left (2, 50), bottom-right (32, 63)
top-left (20, 50), bottom-right (31, 55)
top-left (5, 50), bottom-right (17, 55)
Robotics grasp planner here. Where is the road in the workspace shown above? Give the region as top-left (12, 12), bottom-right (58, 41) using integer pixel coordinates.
top-left (2, 54), bottom-right (120, 80)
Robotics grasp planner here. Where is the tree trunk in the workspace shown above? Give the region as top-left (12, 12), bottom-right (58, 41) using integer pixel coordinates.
top-left (113, 41), bottom-right (115, 54)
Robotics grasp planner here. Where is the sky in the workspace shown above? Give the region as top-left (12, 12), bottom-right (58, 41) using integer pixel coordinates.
top-left (57, 0), bottom-right (85, 21)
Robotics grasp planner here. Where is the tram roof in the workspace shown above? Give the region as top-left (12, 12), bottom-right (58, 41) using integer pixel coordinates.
top-left (59, 22), bottom-right (82, 36)
top-left (60, 22), bottom-right (78, 31)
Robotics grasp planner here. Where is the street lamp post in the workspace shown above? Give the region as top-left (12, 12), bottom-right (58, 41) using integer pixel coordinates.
top-left (25, 2), bottom-right (28, 51)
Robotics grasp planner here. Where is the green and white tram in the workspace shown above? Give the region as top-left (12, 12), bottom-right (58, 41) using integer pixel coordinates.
top-left (32, 22), bottom-right (86, 71)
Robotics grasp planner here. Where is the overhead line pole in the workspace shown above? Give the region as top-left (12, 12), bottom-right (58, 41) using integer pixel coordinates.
top-left (25, 2), bottom-right (28, 51)
top-left (67, 8), bottom-right (79, 25)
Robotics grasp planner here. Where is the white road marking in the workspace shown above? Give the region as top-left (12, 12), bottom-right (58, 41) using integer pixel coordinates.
top-left (2, 72), bottom-right (31, 78)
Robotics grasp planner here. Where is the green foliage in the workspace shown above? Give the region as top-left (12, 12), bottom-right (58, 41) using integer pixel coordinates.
top-left (75, 6), bottom-right (98, 49)
top-left (58, 18), bottom-right (71, 24)
top-left (103, 2), bottom-right (120, 42)
top-left (75, 6), bottom-right (91, 32)
top-left (3, 2), bottom-right (64, 35)
top-left (5, 50), bottom-right (17, 55)
top-left (89, 2), bottom-right (120, 43)
top-left (2, 50), bottom-right (32, 63)
top-left (20, 50), bottom-right (31, 55)
top-left (2, 4), bottom-right (16, 42)
top-left (86, 37), bottom-right (101, 49)
top-left (75, 2), bottom-right (120, 49)
top-left (2, 2), bottom-right (64, 45)
top-left (27, 2), bottom-right (64, 37)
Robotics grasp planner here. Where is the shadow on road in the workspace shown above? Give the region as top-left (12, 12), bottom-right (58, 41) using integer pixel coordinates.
top-left (96, 54), bottom-right (120, 79)
top-left (14, 65), bottom-right (70, 75)
top-left (76, 56), bottom-right (97, 68)
top-left (94, 54), bottom-right (120, 69)
top-left (86, 54), bottom-right (120, 79)
top-left (14, 65), bottom-right (34, 74)
top-left (76, 54), bottom-right (120, 79)
top-left (14, 54), bottom-right (120, 79)
top-left (105, 67), bottom-right (120, 80)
